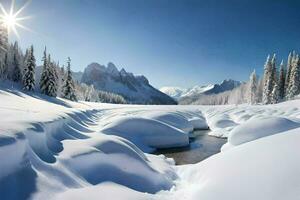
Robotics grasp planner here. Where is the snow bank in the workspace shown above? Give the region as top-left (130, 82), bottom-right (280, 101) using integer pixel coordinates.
top-left (101, 116), bottom-right (189, 152)
top-left (171, 127), bottom-right (300, 200)
top-left (228, 117), bottom-right (300, 146)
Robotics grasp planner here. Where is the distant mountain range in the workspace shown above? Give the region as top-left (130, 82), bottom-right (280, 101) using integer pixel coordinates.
top-left (79, 62), bottom-right (177, 105)
top-left (160, 79), bottom-right (242, 103)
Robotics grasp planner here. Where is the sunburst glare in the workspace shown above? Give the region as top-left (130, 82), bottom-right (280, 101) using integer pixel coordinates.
top-left (0, 0), bottom-right (32, 38)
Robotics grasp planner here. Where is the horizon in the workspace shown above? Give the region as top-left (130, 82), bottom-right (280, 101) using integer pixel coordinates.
top-left (3, 0), bottom-right (300, 88)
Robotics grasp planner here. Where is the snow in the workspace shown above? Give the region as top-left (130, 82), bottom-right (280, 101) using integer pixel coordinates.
top-left (228, 117), bottom-right (300, 147)
top-left (169, 127), bottom-right (300, 200)
top-left (1, 86), bottom-right (300, 200)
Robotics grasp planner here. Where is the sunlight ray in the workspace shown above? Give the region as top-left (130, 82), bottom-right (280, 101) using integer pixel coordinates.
top-left (0, 3), bottom-right (8, 16)
top-left (14, 0), bottom-right (31, 17)
top-left (10, 0), bottom-right (15, 15)
top-left (16, 15), bottom-right (32, 21)
top-left (11, 25), bottom-right (19, 39)
top-left (15, 22), bottom-right (35, 33)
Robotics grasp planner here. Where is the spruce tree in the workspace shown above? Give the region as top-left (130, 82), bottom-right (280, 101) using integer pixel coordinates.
top-left (47, 56), bottom-right (58, 97)
top-left (249, 69), bottom-right (258, 104)
top-left (23, 45), bottom-right (36, 91)
top-left (262, 55), bottom-right (273, 104)
top-left (40, 47), bottom-right (48, 93)
top-left (271, 82), bottom-right (279, 104)
top-left (2, 53), bottom-right (8, 79)
top-left (62, 57), bottom-right (77, 101)
top-left (39, 48), bottom-right (58, 97)
top-left (12, 52), bottom-right (22, 82)
top-left (287, 55), bottom-right (300, 99)
top-left (278, 60), bottom-right (285, 100)
top-left (285, 52), bottom-right (293, 96)
top-left (271, 54), bottom-right (277, 84)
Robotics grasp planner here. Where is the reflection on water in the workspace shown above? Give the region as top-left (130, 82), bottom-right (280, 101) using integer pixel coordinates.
top-left (154, 130), bottom-right (227, 165)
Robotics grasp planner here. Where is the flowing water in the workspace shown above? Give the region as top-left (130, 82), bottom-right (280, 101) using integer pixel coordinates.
top-left (154, 130), bottom-right (227, 165)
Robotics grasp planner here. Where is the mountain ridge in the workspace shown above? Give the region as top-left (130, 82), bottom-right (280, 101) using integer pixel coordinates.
top-left (80, 62), bottom-right (177, 105)
top-left (160, 79), bottom-right (242, 101)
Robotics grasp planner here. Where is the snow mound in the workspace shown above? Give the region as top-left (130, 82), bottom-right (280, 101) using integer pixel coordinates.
top-left (228, 117), bottom-right (300, 146)
top-left (172, 127), bottom-right (300, 200)
top-left (101, 116), bottom-right (189, 152)
top-left (60, 135), bottom-right (175, 193)
top-left (143, 111), bottom-right (194, 133)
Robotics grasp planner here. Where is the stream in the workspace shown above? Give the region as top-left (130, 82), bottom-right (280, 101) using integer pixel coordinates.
top-left (154, 130), bottom-right (227, 165)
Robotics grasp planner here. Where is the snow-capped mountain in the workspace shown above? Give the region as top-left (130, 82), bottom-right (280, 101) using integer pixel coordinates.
top-left (81, 62), bottom-right (177, 105)
top-left (159, 87), bottom-right (186, 100)
top-left (160, 79), bottom-right (241, 101)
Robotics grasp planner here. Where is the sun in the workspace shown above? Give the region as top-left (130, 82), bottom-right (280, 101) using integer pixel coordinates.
top-left (0, 0), bottom-right (32, 38)
top-left (3, 14), bottom-right (17, 28)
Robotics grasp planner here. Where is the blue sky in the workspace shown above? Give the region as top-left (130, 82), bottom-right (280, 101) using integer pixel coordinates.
top-left (4, 0), bottom-right (300, 88)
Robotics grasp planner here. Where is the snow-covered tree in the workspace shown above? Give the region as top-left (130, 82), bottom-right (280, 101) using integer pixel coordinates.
top-left (278, 60), bottom-right (285, 100)
top-left (262, 55), bottom-right (273, 104)
top-left (2, 53), bottom-right (8, 78)
top-left (249, 69), bottom-right (258, 104)
top-left (287, 55), bottom-right (300, 99)
top-left (23, 45), bottom-right (36, 91)
top-left (256, 77), bottom-right (264, 103)
top-left (271, 82), bottom-right (280, 104)
top-left (11, 51), bottom-right (22, 82)
top-left (271, 54), bottom-right (277, 84)
top-left (285, 52), bottom-right (293, 96)
top-left (40, 47), bottom-right (48, 93)
top-left (62, 57), bottom-right (77, 101)
top-left (39, 47), bottom-right (58, 97)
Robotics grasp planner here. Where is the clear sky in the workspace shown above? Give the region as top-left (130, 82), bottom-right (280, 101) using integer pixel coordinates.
top-left (3, 0), bottom-right (300, 88)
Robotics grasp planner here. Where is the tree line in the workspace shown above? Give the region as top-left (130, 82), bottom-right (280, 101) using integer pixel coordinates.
top-left (180, 51), bottom-right (300, 105)
top-left (249, 51), bottom-right (300, 105)
top-left (0, 41), bottom-right (126, 104)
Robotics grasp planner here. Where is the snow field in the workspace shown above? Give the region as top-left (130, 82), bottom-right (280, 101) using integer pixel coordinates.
top-left (2, 88), bottom-right (300, 200)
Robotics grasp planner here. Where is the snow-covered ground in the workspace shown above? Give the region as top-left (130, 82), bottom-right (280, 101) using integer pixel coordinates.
top-left (1, 86), bottom-right (300, 200)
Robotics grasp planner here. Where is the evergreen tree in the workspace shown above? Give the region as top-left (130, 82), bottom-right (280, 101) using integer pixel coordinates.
top-left (2, 53), bottom-right (8, 79)
top-left (271, 82), bottom-right (280, 104)
top-left (62, 57), bottom-right (77, 101)
top-left (249, 69), bottom-right (258, 104)
top-left (11, 52), bottom-right (22, 82)
top-left (285, 52), bottom-right (293, 96)
top-left (262, 55), bottom-right (273, 104)
top-left (270, 54), bottom-right (277, 84)
top-left (40, 47), bottom-right (48, 93)
top-left (278, 60), bottom-right (285, 100)
top-left (39, 48), bottom-right (58, 97)
top-left (23, 45), bottom-right (36, 91)
top-left (287, 55), bottom-right (300, 99)
top-left (47, 56), bottom-right (58, 97)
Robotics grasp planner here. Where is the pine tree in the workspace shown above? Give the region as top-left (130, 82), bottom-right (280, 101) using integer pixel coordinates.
top-left (2, 52), bottom-right (8, 79)
top-left (249, 69), bottom-right (258, 104)
top-left (270, 54), bottom-right (277, 84)
top-left (262, 55), bottom-right (273, 104)
top-left (287, 55), bottom-right (300, 99)
top-left (62, 57), bottom-right (77, 101)
top-left (23, 45), bottom-right (36, 91)
top-left (39, 47), bottom-right (58, 97)
top-left (278, 60), bottom-right (285, 100)
top-left (47, 56), bottom-right (58, 97)
top-left (40, 47), bottom-right (48, 93)
top-left (11, 51), bottom-right (22, 82)
top-left (285, 52), bottom-right (293, 96)
top-left (271, 82), bottom-right (279, 104)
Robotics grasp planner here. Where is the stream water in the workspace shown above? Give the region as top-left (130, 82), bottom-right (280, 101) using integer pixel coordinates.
top-left (154, 130), bottom-right (227, 165)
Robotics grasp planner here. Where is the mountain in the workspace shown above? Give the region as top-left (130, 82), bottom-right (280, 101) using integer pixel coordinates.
top-left (159, 87), bottom-right (185, 100)
top-left (160, 79), bottom-right (242, 103)
top-left (81, 62), bottom-right (177, 105)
